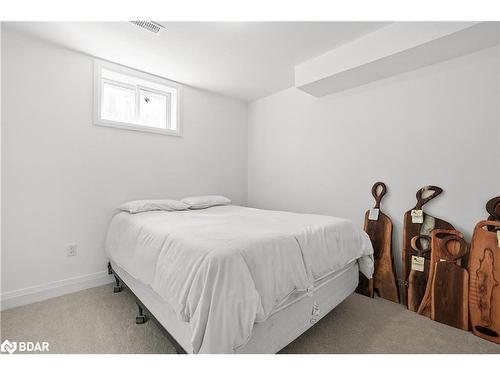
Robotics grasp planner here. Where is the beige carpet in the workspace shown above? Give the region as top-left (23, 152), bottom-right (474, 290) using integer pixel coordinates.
top-left (1, 284), bottom-right (499, 354)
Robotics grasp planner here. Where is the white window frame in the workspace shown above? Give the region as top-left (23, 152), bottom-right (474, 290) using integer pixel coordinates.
top-left (93, 59), bottom-right (182, 136)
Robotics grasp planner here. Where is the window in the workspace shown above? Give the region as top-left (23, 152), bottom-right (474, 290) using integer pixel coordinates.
top-left (93, 60), bottom-right (182, 136)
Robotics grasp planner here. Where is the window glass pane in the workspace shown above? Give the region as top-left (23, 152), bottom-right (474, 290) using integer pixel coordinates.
top-left (101, 82), bottom-right (136, 123)
top-left (138, 89), bottom-right (169, 129)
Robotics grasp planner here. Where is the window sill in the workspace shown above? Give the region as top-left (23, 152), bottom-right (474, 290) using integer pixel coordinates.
top-left (93, 119), bottom-right (182, 137)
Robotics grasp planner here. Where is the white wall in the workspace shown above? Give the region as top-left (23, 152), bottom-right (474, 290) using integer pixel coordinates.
top-left (1, 31), bottom-right (248, 306)
top-left (249, 46), bottom-right (500, 277)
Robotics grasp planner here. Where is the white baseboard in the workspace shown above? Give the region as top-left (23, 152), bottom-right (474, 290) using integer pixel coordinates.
top-left (0, 271), bottom-right (114, 311)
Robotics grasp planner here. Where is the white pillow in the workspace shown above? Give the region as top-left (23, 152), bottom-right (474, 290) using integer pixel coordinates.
top-left (118, 199), bottom-right (189, 214)
top-left (181, 195), bottom-right (231, 209)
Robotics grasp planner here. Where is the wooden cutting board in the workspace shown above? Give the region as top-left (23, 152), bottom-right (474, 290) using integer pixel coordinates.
top-left (402, 186), bottom-right (454, 307)
top-left (486, 196), bottom-right (500, 221)
top-left (430, 235), bottom-right (469, 330)
top-left (363, 182), bottom-right (399, 303)
top-left (486, 197), bottom-right (500, 234)
top-left (407, 235), bottom-right (431, 312)
top-left (355, 273), bottom-right (373, 298)
top-left (468, 220), bottom-right (500, 344)
top-left (417, 228), bottom-right (464, 317)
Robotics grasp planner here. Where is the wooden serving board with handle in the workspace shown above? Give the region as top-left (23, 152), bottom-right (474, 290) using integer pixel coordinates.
top-left (468, 220), bottom-right (500, 344)
top-left (486, 196), bottom-right (500, 221)
top-left (417, 228), bottom-right (464, 317)
top-left (363, 182), bottom-right (399, 303)
top-left (430, 234), bottom-right (469, 330)
top-left (407, 235), bottom-right (431, 312)
top-left (402, 186), bottom-right (454, 307)
top-left (486, 196), bottom-right (500, 232)
top-left (355, 273), bottom-right (373, 298)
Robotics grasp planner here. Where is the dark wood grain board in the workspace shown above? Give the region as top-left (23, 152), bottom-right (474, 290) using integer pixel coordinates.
top-left (407, 235), bottom-right (431, 312)
top-left (430, 235), bottom-right (469, 330)
top-left (468, 220), bottom-right (500, 344)
top-left (402, 186), bottom-right (454, 307)
top-left (363, 182), bottom-right (399, 303)
top-left (486, 196), bottom-right (500, 222)
top-left (486, 197), bottom-right (500, 234)
top-left (355, 273), bottom-right (374, 297)
top-left (417, 229), bottom-right (464, 317)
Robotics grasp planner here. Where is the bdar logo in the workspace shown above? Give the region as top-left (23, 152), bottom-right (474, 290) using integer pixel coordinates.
top-left (1, 339), bottom-right (17, 354)
top-left (0, 340), bottom-right (49, 353)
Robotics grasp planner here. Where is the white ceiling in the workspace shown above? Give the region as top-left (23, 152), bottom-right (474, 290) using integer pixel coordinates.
top-left (4, 22), bottom-right (389, 101)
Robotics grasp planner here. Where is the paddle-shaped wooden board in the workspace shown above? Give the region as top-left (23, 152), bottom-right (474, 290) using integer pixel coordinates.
top-left (355, 273), bottom-right (373, 298)
top-left (468, 220), bottom-right (500, 344)
top-left (417, 229), bottom-right (464, 317)
top-left (402, 186), bottom-right (454, 307)
top-left (486, 197), bottom-right (500, 233)
top-left (430, 235), bottom-right (469, 330)
top-left (407, 235), bottom-right (431, 312)
top-left (362, 182), bottom-right (399, 303)
top-left (486, 196), bottom-right (500, 222)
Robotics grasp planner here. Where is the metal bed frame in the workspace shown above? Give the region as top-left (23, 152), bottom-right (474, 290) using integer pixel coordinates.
top-left (107, 262), bottom-right (187, 354)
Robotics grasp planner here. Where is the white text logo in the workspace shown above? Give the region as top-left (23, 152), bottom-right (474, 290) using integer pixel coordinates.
top-left (1, 339), bottom-right (50, 354)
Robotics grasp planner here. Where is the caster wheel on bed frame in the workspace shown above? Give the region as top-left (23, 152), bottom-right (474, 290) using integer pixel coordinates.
top-left (135, 302), bottom-right (147, 324)
top-left (113, 274), bottom-right (122, 293)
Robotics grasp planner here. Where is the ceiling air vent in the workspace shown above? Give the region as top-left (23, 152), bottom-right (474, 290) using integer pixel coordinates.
top-left (129, 21), bottom-right (165, 34)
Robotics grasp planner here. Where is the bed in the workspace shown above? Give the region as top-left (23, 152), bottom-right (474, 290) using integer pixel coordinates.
top-left (105, 204), bottom-right (374, 354)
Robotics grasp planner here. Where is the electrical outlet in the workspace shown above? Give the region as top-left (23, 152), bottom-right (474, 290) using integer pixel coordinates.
top-left (66, 243), bottom-right (77, 257)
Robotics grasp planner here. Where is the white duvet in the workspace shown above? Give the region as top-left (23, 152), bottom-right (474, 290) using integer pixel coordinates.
top-left (105, 205), bottom-right (373, 353)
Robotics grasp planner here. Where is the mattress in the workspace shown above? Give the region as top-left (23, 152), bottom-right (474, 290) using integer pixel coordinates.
top-left (110, 259), bottom-right (359, 354)
top-left (105, 205), bottom-right (373, 353)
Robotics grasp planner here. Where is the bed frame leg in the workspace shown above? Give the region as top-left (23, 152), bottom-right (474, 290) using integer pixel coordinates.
top-left (108, 261), bottom-right (186, 353)
top-left (136, 302), bottom-right (148, 324)
top-left (108, 261), bottom-right (122, 293)
top-left (113, 275), bottom-right (123, 293)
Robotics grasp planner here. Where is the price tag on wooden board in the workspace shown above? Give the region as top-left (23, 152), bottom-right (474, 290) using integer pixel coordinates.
top-left (411, 255), bottom-right (425, 272)
top-left (368, 208), bottom-right (379, 221)
top-left (411, 209), bottom-right (424, 224)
